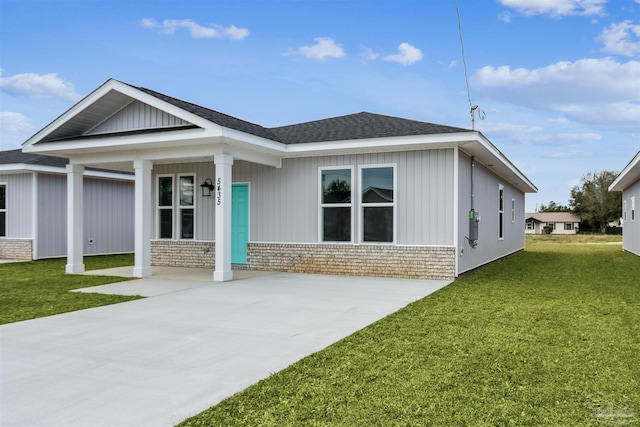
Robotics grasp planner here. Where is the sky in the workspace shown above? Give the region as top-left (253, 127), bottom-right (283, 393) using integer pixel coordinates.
top-left (0, 0), bottom-right (639, 212)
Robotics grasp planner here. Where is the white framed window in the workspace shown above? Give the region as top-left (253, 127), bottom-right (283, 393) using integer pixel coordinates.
top-left (498, 184), bottom-right (504, 240)
top-left (319, 166), bottom-right (353, 242)
top-left (564, 223), bottom-right (573, 231)
top-left (526, 222), bottom-right (534, 230)
top-left (360, 164), bottom-right (396, 243)
top-left (178, 174), bottom-right (195, 239)
top-left (0, 183), bottom-right (6, 237)
top-left (157, 175), bottom-right (174, 239)
top-left (623, 199), bottom-right (627, 223)
top-left (157, 173), bottom-right (196, 239)
top-left (511, 198), bottom-right (516, 223)
top-left (632, 196), bottom-right (636, 222)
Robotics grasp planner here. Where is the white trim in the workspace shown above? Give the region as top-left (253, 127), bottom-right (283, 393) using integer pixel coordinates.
top-left (249, 240), bottom-right (456, 248)
top-left (623, 199), bottom-right (627, 223)
top-left (0, 181), bottom-right (6, 238)
top-left (0, 164), bottom-right (134, 181)
top-left (609, 151), bottom-right (640, 191)
top-left (453, 146), bottom-right (459, 277)
top-left (632, 196), bottom-right (636, 222)
top-left (511, 198), bottom-right (516, 223)
top-left (358, 163), bottom-right (397, 244)
top-left (318, 165), bottom-right (355, 243)
top-left (31, 173), bottom-right (38, 259)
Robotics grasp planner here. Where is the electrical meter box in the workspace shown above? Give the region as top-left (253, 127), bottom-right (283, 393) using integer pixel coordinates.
top-left (469, 209), bottom-right (479, 242)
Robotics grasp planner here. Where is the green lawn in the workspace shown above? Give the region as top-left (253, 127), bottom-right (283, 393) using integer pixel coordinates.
top-left (179, 235), bottom-right (639, 426)
top-left (0, 254), bottom-right (140, 325)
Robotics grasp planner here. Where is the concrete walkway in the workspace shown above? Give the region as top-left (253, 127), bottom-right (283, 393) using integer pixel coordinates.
top-left (1, 271), bottom-right (451, 427)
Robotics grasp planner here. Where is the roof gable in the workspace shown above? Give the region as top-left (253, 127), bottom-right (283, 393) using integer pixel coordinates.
top-left (86, 100), bottom-right (190, 136)
top-left (609, 151), bottom-right (640, 191)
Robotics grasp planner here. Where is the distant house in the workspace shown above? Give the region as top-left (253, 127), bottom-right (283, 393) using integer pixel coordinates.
top-left (609, 151), bottom-right (640, 256)
top-left (21, 78), bottom-right (537, 280)
top-left (0, 149), bottom-right (134, 260)
top-left (525, 212), bottom-right (581, 235)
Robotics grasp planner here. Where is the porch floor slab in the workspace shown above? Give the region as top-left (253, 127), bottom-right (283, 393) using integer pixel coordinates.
top-left (1, 272), bottom-right (452, 427)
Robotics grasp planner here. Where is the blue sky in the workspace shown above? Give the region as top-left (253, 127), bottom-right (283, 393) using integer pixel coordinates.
top-left (1, 0), bottom-right (639, 212)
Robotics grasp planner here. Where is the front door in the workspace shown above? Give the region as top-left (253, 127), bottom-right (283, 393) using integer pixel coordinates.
top-left (231, 183), bottom-right (249, 264)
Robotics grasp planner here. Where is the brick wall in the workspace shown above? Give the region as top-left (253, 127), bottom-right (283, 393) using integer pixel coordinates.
top-left (151, 240), bottom-right (214, 268)
top-left (247, 243), bottom-right (456, 280)
top-left (0, 239), bottom-right (33, 260)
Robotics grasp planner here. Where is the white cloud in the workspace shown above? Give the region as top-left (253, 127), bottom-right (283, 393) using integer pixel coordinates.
top-left (298, 37), bottom-right (346, 60)
top-left (0, 111), bottom-right (31, 134)
top-left (383, 43), bottom-right (423, 66)
top-left (0, 71), bottom-right (81, 102)
top-left (472, 57), bottom-right (640, 130)
top-left (141, 18), bottom-right (249, 40)
top-left (359, 47), bottom-right (380, 61)
top-left (499, 0), bottom-right (606, 17)
top-left (598, 20), bottom-right (640, 57)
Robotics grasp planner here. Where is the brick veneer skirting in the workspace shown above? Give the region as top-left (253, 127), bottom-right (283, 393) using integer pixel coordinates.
top-left (0, 238), bottom-right (33, 260)
top-left (151, 240), bottom-right (215, 268)
top-left (247, 243), bottom-right (456, 280)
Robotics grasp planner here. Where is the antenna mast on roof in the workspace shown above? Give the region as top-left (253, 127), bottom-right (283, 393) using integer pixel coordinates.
top-left (456, 0), bottom-right (484, 130)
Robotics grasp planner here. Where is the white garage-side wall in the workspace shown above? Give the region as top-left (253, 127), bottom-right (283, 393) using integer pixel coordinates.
top-left (457, 151), bottom-right (526, 274)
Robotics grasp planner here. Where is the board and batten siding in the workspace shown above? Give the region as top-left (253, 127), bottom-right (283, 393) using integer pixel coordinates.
top-left (234, 149), bottom-right (455, 245)
top-left (457, 151), bottom-right (526, 274)
top-left (1, 173), bottom-right (34, 238)
top-left (622, 178), bottom-right (640, 256)
top-left (151, 149), bottom-right (455, 246)
top-left (36, 173), bottom-right (66, 258)
top-left (87, 100), bottom-right (190, 135)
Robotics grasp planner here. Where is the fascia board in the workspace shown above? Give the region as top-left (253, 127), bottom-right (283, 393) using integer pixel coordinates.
top-left (282, 133), bottom-right (472, 157)
top-left (609, 151), bottom-right (640, 191)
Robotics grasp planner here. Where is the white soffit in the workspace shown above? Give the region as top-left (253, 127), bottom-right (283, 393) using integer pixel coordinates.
top-left (609, 151), bottom-right (640, 191)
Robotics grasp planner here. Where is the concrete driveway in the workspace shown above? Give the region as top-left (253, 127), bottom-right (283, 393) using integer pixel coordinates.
top-left (0, 271), bottom-right (451, 427)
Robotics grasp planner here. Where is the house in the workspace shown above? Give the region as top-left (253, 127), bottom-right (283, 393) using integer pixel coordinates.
top-left (0, 149), bottom-right (134, 260)
top-left (21, 78), bottom-right (537, 280)
top-left (609, 151), bottom-right (640, 256)
top-left (525, 212), bottom-right (581, 235)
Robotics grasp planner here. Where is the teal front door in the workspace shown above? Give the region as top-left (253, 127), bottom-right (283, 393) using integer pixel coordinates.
top-left (231, 183), bottom-right (249, 264)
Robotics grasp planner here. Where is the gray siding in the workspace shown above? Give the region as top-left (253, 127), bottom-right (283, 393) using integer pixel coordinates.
top-left (622, 178), bottom-right (640, 256)
top-left (84, 177), bottom-right (135, 255)
top-left (457, 151), bottom-right (526, 274)
top-left (1, 173), bottom-right (33, 238)
top-left (152, 149), bottom-right (455, 246)
top-left (37, 174), bottom-right (66, 258)
top-left (88, 100), bottom-right (189, 135)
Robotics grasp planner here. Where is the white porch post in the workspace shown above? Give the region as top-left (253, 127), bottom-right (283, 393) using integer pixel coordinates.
top-left (66, 164), bottom-right (84, 273)
top-left (133, 160), bottom-right (153, 278)
top-left (214, 154), bottom-right (234, 282)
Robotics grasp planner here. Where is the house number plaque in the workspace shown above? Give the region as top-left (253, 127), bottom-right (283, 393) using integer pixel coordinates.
top-left (216, 177), bottom-right (222, 205)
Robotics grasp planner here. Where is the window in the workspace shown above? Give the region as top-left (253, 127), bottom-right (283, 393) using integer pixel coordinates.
top-left (361, 165), bottom-right (395, 243)
top-left (157, 174), bottom-right (196, 239)
top-left (547, 223), bottom-right (556, 230)
top-left (178, 175), bottom-right (195, 239)
top-left (565, 223), bottom-right (573, 231)
top-left (320, 167), bottom-right (352, 242)
top-left (0, 184), bottom-right (6, 237)
top-left (623, 199), bottom-right (627, 223)
top-left (632, 197), bottom-right (636, 222)
top-left (511, 198), bottom-right (516, 223)
top-left (498, 184), bottom-right (504, 240)
top-left (526, 222), bottom-right (534, 230)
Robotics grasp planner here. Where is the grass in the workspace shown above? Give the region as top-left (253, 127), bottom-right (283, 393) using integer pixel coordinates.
top-left (179, 235), bottom-right (639, 427)
top-left (0, 254), bottom-right (141, 325)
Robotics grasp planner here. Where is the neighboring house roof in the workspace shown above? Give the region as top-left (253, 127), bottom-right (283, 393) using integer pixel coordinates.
top-left (0, 149), bottom-right (68, 168)
top-left (609, 150), bottom-right (640, 191)
top-left (22, 78), bottom-right (537, 192)
top-left (362, 186), bottom-right (394, 203)
top-left (525, 212), bottom-right (581, 223)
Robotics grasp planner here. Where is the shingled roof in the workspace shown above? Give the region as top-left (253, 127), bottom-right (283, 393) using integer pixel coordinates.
top-left (137, 85), bottom-right (470, 144)
top-left (0, 149), bottom-right (68, 168)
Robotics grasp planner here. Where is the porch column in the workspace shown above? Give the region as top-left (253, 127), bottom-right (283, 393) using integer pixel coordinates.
top-left (133, 160), bottom-right (153, 278)
top-left (214, 154), bottom-right (233, 282)
top-left (66, 164), bottom-right (84, 273)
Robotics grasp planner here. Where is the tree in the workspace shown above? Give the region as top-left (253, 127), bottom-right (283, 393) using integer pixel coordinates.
top-left (569, 170), bottom-right (621, 233)
top-left (537, 201), bottom-right (571, 212)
